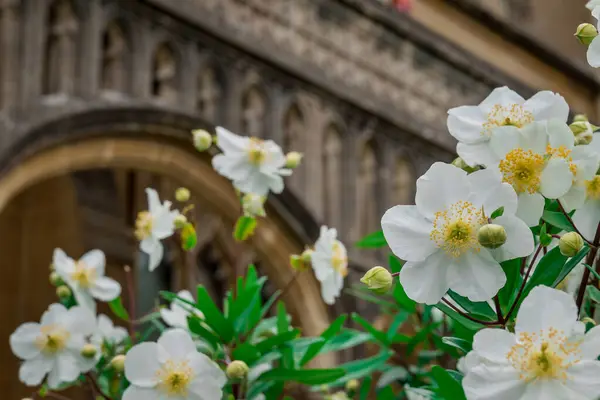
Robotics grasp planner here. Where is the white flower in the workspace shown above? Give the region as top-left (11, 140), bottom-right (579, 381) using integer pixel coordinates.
top-left (311, 226), bottom-right (348, 305)
top-left (489, 120), bottom-right (597, 226)
top-left (160, 290), bottom-right (204, 329)
top-left (457, 352), bottom-right (484, 376)
top-left (587, 7), bottom-right (600, 67)
top-left (247, 362), bottom-right (271, 400)
top-left (53, 248), bottom-right (121, 311)
top-left (448, 87), bottom-right (568, 167)
top-left (462, 286), bottom-right (600, 400)
top-left (587, 0), bottom-right (600, 10)
top-left (95, 314), bottom-right (128, 345)
top-left (123, 329), bottom-right (226, 400)
top-left (212, 126), bottom-right (292, 196)
top-left (382, 163), bottom-right (534, 304)
top-left (9, 304), bottom-right (96, 389)
top-left (136, 188), bottom-right (180, 271)
top-left (573, 174), bottom-right (600, 242)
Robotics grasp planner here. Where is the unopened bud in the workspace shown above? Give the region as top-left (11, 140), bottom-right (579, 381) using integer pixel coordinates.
top-left (175, 187), bottom-right (190, 202)
top-left (56, 285), bottom-right (71, 299)
top-left (226, 360), bottom-right (249, 379)
top-left (575, 23), bottom-right (598, 46)
top-left (285, 151), bottom-right (303, 169)
top-left (576, 132), bottom-right (593, 146)
top-left (451, 157), bottom-right (479, 173)
top-left (360, 266), bottom-right (393, 294)
top-left (192, 129), bottom-right (213, 151)
top-left (559, 232), bottom-right (584, 257)
top-left (574, 114), bottom-right (589, 123)
top-left (81, 344), bottom-right (97, 359)
top-left (345, 379), bottom-right (360, 392)
top-left (291, 248), bottom-right (313, 271)
top-left (477, 224), bottom-right (507, 249)
top-left (49, 271), bottom-right (63, 286)
top-left (174, 214), bottom-right (188, 229)
top-left (242, 193), bottom-right (266, 218)
top-left (570, 121), bottom-right (593, 136)
top-left (110, 355), bottom-right (126, 372)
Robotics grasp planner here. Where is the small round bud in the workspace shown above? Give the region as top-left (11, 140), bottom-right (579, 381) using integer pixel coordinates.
top-left (451, 157), bottom-right (479, 173)
top-left (360, 266), bottom-right (393, 294)
top-left (174, 214), bottom-right (188, 229)
top-left (175, 187), bottom-right (190, 202)
top-left (570, 121), bottom-right (593, 136)
top-left (49, 271), bottom-right (63, 286)
top-left (291, 248), bottom-right (313, 271)
top-left (110, 355), bottom-right (126, 372)
top-left (559, 232), bottom-right (584, 257)
top-left (56, 285), bottom-right (71, 299)
top-left (226, 360), bottom-right (249, 379)
top-left (477, 224), bottom-right (507, 249)
top-left (575, 23), bottom-right (598, 46)
top-left (301, 248), bottom-right (313, 265)
top-left (345, 379), bottom-right (360, 392)
top-left (242, 193), bottom-right (266, 218)
top-left (285, 151), bottom-right (303, 169)
top-left (80, 344), bottom-right (97, 359)
top-left (192, 129), bottom-right (213, 151)
top-left (574, 114), bottom-right (589, 123)
top-left (576, 132), bottom-right (593, 146)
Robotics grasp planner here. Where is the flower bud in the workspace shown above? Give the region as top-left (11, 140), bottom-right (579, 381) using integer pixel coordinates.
top-left (576, 132), bottom-right (593, 146)
top-left (192, 129), bottom-right (213, 151)
top-left (110, 355), bottom-right (126, 372)
top-left (49, 271), bottom-right (63, 286)
top-left (574, 114), bottom-right (589, 123)
top-left (559, 232), bottom-right (584, 257)
top-left (360, 266), bottom-right (393, 294)
top-left (226, 360), bottom-right (249, 379)
top-left (291, 248), bottom-right (313, 271)
top-left (56, 285), bottom-right (71, 299)
top-left (575, 23), bottom-right (598, 46)
top-left (175, 187), bottom-right (190, 202)
top-left (477, 224), bottom-right (507, 249)
top-left (345, 379), bottom-right (360, 392)
top-left (570, 121), bottom-right (593, 136)
top-left (174, 214), bottom-right (188, 229)
top-left (80, 344), bottom-right (97, 359)
top-left (242, 193), bottom-right (266, 218)
top-left (285, 151), bottom-right (303, 169)
top-left (451, 157), bottom-right (479, 173)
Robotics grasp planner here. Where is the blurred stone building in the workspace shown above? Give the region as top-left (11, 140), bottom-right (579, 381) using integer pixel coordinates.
top-left (0, 0), bottom-right (597, 396)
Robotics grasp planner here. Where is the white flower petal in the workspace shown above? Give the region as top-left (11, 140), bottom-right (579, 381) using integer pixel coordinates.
top-left (54, 352), bottom-right (82, 386)
top-left (160, 307), bottom-right (189, 329)
top-left (41, 303), bottom-right (68, 326)
top-left (233, 170), bottom-right (273, 196)
top-left (399, 251), bottom-right (450, 305)
top-left (457, 351), bottom-right (483, 375)
top-left (560, 185), bottom-right (586, 213)
top-left (187, 352), bottom-right (227, 388)
top-left (572, 146), bottom-right (600, 182)
top-left (90, 277), bottom-right (121, 301)
top-left (19, 356), bottom-right (52, 387)
top-left (472, 329), bottom-right (515, 364)
top-left (588, 37), bottom-right (600, 68)
top-left (381, 205), bottom-right (436, 262)
top-left (122, 386), bottom-right (161, 400)
top-left (520, 380), bottom-right (578, 400)
top-left (447, 106), bottom-right (488, 143)
top-left (573, 199), bottom-right (600, 242)
top-left (546, 119), bottom-right (575, 150)
top-left (489, 126), bottom-right (522, 159)
top-left (10, 323), bottom-right (42, 360)
top-left (79, 249), bottom-right (106, 276)
top-left (516, 192), bottom-right (545, 227)
top-left (563, 360), bottom-right (600, 398)
top-left (145, 188), bottom-right (162, 215)
top-left (520, 121), bottom-right (551, 154)
top-left (479, 87), bottom-right (525, 113)
top-left (73, 289), bottom-right (97, 312)
top-left (515, 286), bottom-right (577, 336)
top-left (579, 325), bottom-right (600, 360)
top-left (320, 276), bottom-right (341, 305)
top-left (152, 209), bottom-right (178, 240)
top-left (415, 162), bottom-right (469, 219)
top-left (523, 92), bottom-right (569, 123)
top-left (124, 342), bottom-right (163, 387)
top-left (53, 248), bottom-right (75, 274)
top-left (540, 159), bottom-right (574, 199)
top-left (188, 379), bottom-right (225, 400)
top-left (157, 329), bottom-right (197, 361)
top-left (463, 364), bottom-right (526, 400)
top-left (146, 239), bottom-right (164, 272)
top-left (66, 306), bottom-right (96, 336)
top-left (457, 141), bottom-right (498, 168)
top-left (215, 126), bottom-right (249, 154)
top-left (468, 169), bottom-right (518, 217)
top-left (447, 250), bottom-right (506, 302)
top-left (492, 215), bottom-right (535, 262)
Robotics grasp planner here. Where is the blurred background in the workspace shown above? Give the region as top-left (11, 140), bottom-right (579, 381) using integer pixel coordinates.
top-left (0, 0), bottom-right (597, 396)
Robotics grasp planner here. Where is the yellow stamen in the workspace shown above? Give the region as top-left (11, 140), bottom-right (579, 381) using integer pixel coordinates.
top-left (482, 104), bottom-right (534, 136)
top-left (331, 242), bottom-right (348, 277)
top-left (430, 200), bottom-right (487, 257)
top-left (71, 261), bottom-right (96, 288)
top-left (499, 148), bottom-right (545, 194)
top-left (546, 145), bottom-right (578, 175)
top-left (134, 211), bottom-right (153, 240)
top-left (586, 176), bottom-right (600, 200)
top-left (247, 138), bottom-right (268, 166)
top-left (35, 325), bottom-right (70, 354)
top-left (156, 360), bottom-right (194, 396)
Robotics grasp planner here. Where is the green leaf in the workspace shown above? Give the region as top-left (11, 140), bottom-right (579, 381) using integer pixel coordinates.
top-left (255, 330), bottom-right (300, 354)
top-left (247, 381), bottom-right (275, 400)
top-left (195, 286), bottom-right (235, 342)
top-left (359, 376), bottom-right (372, 400)
top-left (180, 223), bottom-right (197, 251)
top-left (376, 366), bottom-right (408, 388)
top-left (434, 303), bottom-right (484, 331)
top-left (355, 230), bottom-right (387, 248)
top-left (386, 311), bottom-right (409, 342)
top-left (388, 254), bottom-right (416, 312)
top-left (232, 342), bottom-right (262, 365)
top-left (234, 216), bottom-right (257, 241)
top-left (377, 386), bottom-right (395, 399)
top-left (542, 210), bottom-right (574, 232)
top-left (351, 313), bottom-right (389, 346)
top-left (327, 350), bottom-right (393, 387)
top-left (498, 258), bottom-right (522, 311)
top-left (441, 337), bottom-right (472, 353)
top-left (490, 206), bottom-right (504, 220)
top-left (299, 315), bottom-right (347, 366)
top-left (431, 366), bottom-right (467, 400)
top-left (407, 322), bottom-right (441, 355)
top-left (257, 368), bottom-right (345, 385)
top-left (108, 297), bottom-right (129, 321)
top-left (539, 224), bottom-right (553, 247)
top-left (277, 301), bottom-right (290, 334)
top-left (230, 276), bottom-right (265, 335)
top-left (552, 247), bottom-right (590, 287)
top-left (583, 263), bottom-right (600, 281)
top-left (588, 286), bottom-right (600, 303)
top-left (187, 316), bottom-right (219, 349)
top-left (447, 291), bottom-right (496, 321)
top-left (345, 286), bottom-right (397, 310)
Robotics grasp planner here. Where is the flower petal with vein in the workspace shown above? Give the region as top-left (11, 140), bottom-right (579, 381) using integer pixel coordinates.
top-left (311, 226), bottom-right (348, 305)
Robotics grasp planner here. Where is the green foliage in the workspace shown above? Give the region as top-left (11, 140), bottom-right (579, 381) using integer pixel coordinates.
top-left (234, 216), bottom-right (257, 241)
top-left (108, 297), bottom-right (129, 321)
top-left (355, 230), bottom-right (388, 248)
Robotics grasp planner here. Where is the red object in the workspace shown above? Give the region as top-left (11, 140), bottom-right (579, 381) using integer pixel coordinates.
top-left (393, 0), bottom-right (412, 12)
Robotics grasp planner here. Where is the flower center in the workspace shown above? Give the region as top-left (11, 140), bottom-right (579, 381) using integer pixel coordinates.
top-left (36, 325), bottom-right (70, 354)
top-left (134, 211), bottom-right (153, 240)
top-left (71, 261), bottom-right (96, 288)
top-left (546, 145), bottom-right (578, 175)
top-left (156, 360), bottom-right (194, 396)
top-left (430, 200), bottom-right (486, 257)
top-left (247, 138), bottom-right (268, 166)
top-left (483, 104), bottom-right (534, 136)
top-left (331, 241), bottom-right (348, 277)
top-left (499, 148), bottom-right (545, 194)
top-left (586, 176), bottom-right (600, 200)
top-left (506, 329), bottom-right (582, 383)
